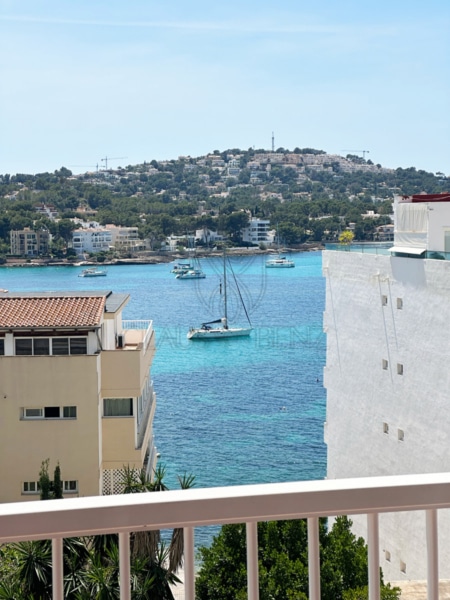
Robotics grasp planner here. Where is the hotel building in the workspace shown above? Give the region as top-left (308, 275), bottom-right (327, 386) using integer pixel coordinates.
top-left (323, 193), bottom-right (450, 580)
top-left (0, 290), bottom-right (156, 503)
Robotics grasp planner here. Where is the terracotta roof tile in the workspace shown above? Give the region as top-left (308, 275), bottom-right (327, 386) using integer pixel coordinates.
top-left (0, 296), bottom-right (105, 328)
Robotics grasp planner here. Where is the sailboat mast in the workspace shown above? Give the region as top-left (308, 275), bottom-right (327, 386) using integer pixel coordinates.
top-left (223, 249), bottom-right (228, 325)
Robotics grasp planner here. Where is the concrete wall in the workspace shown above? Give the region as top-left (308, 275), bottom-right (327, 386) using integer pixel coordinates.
top-left (0, 355), bottom-right (101, 502)
top-left (323, 249), bottom-right (450, 581)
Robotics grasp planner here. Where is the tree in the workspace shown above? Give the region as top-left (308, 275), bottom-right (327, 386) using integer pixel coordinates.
top-left (196, 517), bottom-right (400, 600)
top-left (339, 230), bottom-right (355, 245)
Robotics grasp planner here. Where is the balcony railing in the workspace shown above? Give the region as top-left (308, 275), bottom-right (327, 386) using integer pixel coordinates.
top-left (122, 319), bottom-right (153, 352)
top-left (1, 472), bottom-right (449, 600)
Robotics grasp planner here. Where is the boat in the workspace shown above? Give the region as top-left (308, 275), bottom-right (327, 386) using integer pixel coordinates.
top-left (171, 261), bottom-right (193, 274)
top-left (265, 255), bottom-right (295, 268)
top-left (187, 250), bottom-right (252, 340)
top-left (78, 267), bottom-right (107, 277)
top-left (265, 226), bottom-right (295, 268)
top-left (176, 268), bottom-right (206, 279)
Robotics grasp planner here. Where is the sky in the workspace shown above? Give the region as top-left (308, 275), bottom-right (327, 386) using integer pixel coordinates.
top-left (1, 1), bottom-right (449, 176)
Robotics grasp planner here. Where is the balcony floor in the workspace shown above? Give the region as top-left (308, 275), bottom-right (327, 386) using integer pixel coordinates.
top-left (393, 580), bottom-right (450, 599)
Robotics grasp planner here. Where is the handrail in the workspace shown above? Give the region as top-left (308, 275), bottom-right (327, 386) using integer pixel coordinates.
top-left (1, 472), bottom-right (449, 600)
top-left (1, 472), bottom-right (450, 543)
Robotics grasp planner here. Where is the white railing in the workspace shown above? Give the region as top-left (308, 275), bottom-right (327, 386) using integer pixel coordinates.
top-left (1, 472), bottom-right (450, 600)
top-left (122, 319), bottom-right (153, 352)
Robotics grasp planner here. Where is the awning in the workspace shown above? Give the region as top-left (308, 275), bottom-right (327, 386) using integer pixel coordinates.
top-left (389, 246), bottom-right (426, 256)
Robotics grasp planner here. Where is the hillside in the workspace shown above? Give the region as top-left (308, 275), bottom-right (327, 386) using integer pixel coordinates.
top-left (0, 147), bottom-right (448, 259)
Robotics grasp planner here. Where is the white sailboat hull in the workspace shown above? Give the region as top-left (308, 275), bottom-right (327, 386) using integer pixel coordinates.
top-left (187, 326), bottom-right (252, 340)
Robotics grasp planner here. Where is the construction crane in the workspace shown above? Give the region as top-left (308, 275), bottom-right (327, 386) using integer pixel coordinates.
top-left (342, 149), bottom-right (370, 159)
top-left (101, 156), bottom-right (127, 170)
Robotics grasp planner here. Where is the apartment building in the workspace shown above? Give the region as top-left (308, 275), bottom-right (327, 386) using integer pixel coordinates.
top-left (323, 193), bottom-right (450, 580)
top-left (105, 225), bottom-right (147, 252)
top-left (10, 228), bottom-right (50, 256)
top-left (0, 290), bottom-right (157, 503)
top-left (72, 227), bottom-right (112, 256)
top-left (241, 217), bottom-right (274, 245)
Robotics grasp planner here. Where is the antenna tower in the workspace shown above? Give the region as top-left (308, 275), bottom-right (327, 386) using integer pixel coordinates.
top-left (272, 132), bottom-right (275, 152)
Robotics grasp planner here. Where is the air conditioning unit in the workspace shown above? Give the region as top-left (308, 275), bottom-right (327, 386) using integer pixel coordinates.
top-left (117, 333), bottom-right (124, 348)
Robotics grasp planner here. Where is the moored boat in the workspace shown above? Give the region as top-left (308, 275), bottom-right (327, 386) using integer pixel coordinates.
top-left (78, 267), bottom-right (107, 277)
top-left (187, 249), bottom-right (252, 340)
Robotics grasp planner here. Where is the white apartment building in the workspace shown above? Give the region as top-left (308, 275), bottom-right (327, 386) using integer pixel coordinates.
top-left (323, 192), bottom-right (450, 581)
top-left (195, 228), bottom-right (223, 245)
top-left (241, 217), bottom-right (274, 245)
top-left (72, 227), bottom-right (112, 255)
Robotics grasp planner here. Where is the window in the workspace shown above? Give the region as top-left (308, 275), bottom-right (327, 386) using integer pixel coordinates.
top-left (383, 422), bottom-right (389, 434)
top-left (400, 560), bottom-right (406, 574)
top-left (24, 407), bottom-right (43, 419)
top-left (15, 338), bottom-right (33, 355)
top-left (22, 406), bottom-right (77, 420)
top-left (23, 481), bottom-right (40, 494)
top-left (34, 338), bottom-right (50, 355)
top-left (44, 406), bottom-right (60, 418)
top-left (385, 550), bottom-right (391, 562)
top-left (381, 295), bottom-right (388, 306)
top-left (52, 338), bottom-right (69, 355)
top-left (397, 363), bottom-right (404, 375)
top-left (397, 298), bottom-right (403, 310)
top-left (70, 337), bottom-right (87, 355)
top-left (63, 406), bottom-right (77, 418)
top-left (398, 429), bottom-right (405, 441)
top-left (382, 359), bottom-right (388, 370)
top-left (104, 398), bottom-right (133, 417)
top-left (0, 338), bottom-right (4, 355)
top-left (63, 480), bottom-right (78, 493)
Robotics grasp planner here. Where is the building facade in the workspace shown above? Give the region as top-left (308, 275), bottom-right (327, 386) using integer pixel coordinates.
top-left (241, 217), bottom-right (274, 245)
top-left (0, 290), bottom-right (157, 503)
top-left (323, 193), bottom-right (450, 581)
top-left (72, 228), bottom-right (113, 256)
top-left (10, 228), bottom-right (50, 256)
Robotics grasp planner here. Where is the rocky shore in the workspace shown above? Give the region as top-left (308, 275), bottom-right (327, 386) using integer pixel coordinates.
top-left (0, 244), bottom-right (323, 268)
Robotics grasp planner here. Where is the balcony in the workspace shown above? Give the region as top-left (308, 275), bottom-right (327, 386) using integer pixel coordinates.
top-left (1, 472), bottom-right (449, 600)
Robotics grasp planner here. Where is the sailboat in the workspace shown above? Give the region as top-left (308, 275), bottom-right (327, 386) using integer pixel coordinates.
top-left (187, 250), bottom-right (252, 340)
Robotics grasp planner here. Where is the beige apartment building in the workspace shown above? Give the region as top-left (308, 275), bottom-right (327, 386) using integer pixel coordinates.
top-left (0, 290), bottom-right (157, 503)
top-left (10, 227), bottom-right (50, 256)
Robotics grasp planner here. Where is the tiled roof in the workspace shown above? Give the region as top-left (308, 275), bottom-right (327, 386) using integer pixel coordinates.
top-left (0, 295), bottom-right (106, 328)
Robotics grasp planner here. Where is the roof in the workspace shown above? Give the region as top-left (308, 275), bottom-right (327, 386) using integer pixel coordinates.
top-left (0, 292), bottom-right (117, 329)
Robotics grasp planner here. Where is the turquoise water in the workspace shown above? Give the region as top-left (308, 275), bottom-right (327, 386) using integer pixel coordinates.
top-left (0, 252), bottom-right (326, 545)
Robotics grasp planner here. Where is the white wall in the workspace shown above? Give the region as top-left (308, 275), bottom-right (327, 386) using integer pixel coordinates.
top-left (323, 249), bottom-right (450, 581)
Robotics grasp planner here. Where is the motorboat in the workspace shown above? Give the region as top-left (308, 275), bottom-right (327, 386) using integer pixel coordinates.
top-left (265, 255), bottom-right (295, 268)
top-left (78, 267), bottom-right (107, 277)
top-left (176, 268), bottom-right (206, 279)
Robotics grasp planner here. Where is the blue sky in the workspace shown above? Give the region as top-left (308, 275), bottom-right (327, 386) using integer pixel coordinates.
top-left (1, 1), bottom-right (449, 175)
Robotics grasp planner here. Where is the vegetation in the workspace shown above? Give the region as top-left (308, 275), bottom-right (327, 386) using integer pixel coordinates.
top-left (0, 464), bottom-right (194, 599)
top-left (196, 517), bottom-right (401, 600)
top-left (0, 148), bottom-right (448, 258)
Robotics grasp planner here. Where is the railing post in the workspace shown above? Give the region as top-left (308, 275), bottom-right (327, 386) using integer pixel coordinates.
top-left (308, 517), bottom-right (321, 600)
top-left (119, 532), bottom-right (131, 600)
top-left (367, 513), bottom-right (380, 600)
top-left (52, 537), bottom-right (63, 600)
top-left (426, 508), bottom-right (439, 600)
top-left (184, 527), bottom-right (195, 600)
top-left (246, 521), bottom-right (259, 600)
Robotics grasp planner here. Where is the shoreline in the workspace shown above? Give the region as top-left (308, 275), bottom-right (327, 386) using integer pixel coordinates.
top-left (0, 244), bottom-right (324, 268)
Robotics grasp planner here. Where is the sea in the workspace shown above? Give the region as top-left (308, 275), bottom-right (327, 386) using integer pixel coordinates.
top-left (0, 251), bottom-right (327, 548)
